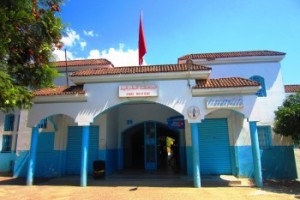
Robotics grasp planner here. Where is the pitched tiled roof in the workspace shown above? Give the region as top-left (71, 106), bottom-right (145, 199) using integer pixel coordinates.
top-left (193, 77), bottom-right (260, 89)
top-left (53, 59), bottom-right (113, 68)
top-left (71, 64), bottom-right (211, 77)
top-left (178, 50), bottom-right (285, 60)
top-left (34, 85), bottom-right (85, 96)
top-left (285, 85), bottom-right (300, 93)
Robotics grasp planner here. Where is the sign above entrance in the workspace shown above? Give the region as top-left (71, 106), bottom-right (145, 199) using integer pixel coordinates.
top-left (119, 85), bottom-right (158, 98)
top-left (206, 96), bottom-right (243, 109)
top-left (167, 116), bottom-right (185, 129)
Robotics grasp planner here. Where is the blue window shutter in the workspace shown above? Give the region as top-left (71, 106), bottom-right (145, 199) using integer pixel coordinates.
top-left (257, 126), bottom-right (272, 149)
top-left (2, 135), bottom-right (12, 152)
top-left (4, 114), bottom-right (15, 131)
top-left (250, 76), bottom-right (267, 97)
top-left (38, 118), bottom-right (47, 129)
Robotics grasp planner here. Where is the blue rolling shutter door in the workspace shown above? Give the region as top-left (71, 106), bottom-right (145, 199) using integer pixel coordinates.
top-left (66, 126), bottom-right (99, 175)
top-left (198, 118), bottom-right (232, 175)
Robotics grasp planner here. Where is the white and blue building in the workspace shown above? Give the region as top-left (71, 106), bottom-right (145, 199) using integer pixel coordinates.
top-left (0, 50), bottom-right (298, 187)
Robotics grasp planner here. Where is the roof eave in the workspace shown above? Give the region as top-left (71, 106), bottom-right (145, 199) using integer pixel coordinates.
top-left (182, 55), bottom-right (285, 65)
top-left (70, 70), bottom-right (211, 84)
top-left (56, 64), bottom-right (113, 73)
top-left (33, 94), bottom-right (87, 103)
top-left (191, 86), bottom-right (260, 96)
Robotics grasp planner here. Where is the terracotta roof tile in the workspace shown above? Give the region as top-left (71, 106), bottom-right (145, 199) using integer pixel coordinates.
top-left (284, 85), bottom-right (300, 93)
top-left (70, 64), bottom-right (211, 77)
top-left (34, 85), bottom-right (85, 96)
top-left (178, 50), bottom-right (286, 60)
top-left (53, 59), bottom-right (113, 68)
top-left (193, 77), bottom-right (260, 89)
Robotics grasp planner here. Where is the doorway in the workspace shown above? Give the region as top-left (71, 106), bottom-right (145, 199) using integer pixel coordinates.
top-left (122, 121), bottom-right (180, 173)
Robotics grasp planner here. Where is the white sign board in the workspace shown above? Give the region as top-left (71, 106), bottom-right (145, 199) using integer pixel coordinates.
top-left (206, 96), bottom-right (243, 109)
top-left (119, 85), bottom-right (158, 97)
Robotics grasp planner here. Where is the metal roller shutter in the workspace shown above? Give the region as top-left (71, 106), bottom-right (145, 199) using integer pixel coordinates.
top-left (66, 126), bottom-right (99, 175)
top-left (198, 118), bottom-right (232, 175)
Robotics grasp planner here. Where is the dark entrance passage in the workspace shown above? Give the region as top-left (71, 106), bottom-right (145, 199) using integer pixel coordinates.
top-left (123, 122), bottom-right (180, 173)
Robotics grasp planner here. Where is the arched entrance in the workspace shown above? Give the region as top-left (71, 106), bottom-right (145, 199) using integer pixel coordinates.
top-left (123, 121), bottom-right (180, 173)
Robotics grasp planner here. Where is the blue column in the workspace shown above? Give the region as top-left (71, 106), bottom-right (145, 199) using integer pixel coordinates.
top-left (26, 127), bottom-right (39, 186)
top-left (249, 121), bottom-right (263, 188)
top-left (80, 126), bottom-right (90, 187)
top-left (191, 123), bottom-right (201, 188)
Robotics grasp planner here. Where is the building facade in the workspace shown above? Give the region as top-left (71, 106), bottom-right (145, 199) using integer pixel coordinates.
top-left (0, 50), bottom-right (298, 187)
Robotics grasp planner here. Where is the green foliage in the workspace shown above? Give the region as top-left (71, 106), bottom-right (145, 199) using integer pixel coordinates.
top-left (274, 91), bottom-right (300, 144)
top-left (0, 0), bottom-right (64, 112)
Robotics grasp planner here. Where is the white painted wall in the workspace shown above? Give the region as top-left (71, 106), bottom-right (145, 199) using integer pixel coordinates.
top-left (16, 110), bottom-right (32, 151)
top-left (18, 56), bottom-right (292, 149)
top-left (196, 61), bottom-right (286, 123)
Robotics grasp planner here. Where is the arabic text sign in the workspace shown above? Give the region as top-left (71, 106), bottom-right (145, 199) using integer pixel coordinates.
top-left (119, 85), bottom-right (158, 97)
top-left (206, 96), bottom-right (243, 108)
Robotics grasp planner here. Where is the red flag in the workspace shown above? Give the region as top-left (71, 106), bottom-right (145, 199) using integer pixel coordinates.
top-left (138, 11), bottom-right (147, 65)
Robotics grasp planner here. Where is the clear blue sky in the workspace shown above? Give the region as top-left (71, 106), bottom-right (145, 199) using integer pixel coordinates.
top-left (56, 0), bottom-right (300, 84)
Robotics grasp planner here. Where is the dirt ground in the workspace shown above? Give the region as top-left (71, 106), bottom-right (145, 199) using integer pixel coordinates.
top-left (0, 175), bottom-right (299, 200)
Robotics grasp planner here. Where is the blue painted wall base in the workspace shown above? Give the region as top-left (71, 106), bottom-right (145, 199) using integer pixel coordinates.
top-left (235, 146), bottom-right (297, 179)
top-left (0, 152), bottom-right (16, 172)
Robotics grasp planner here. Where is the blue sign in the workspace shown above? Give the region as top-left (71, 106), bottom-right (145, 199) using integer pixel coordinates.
top-left (167, 116), bottom-right (185, 129)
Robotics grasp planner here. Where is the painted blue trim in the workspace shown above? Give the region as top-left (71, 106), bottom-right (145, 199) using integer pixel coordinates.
top-left (80, 126), bottom-right (89, 187)
top-left (26, 127), bottom-right (39, 186)
top-left (191, 123), bottom-right (201, 188)
top-left (249, 121), bottom-right (263, 188)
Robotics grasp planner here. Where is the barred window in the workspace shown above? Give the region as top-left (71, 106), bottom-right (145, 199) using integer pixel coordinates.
top-left (2, 135), bottom-right (12, 152)
top-left (257, 126), bottom-right (272, 149)
top-left (4, 114), bottom-right (15, 131)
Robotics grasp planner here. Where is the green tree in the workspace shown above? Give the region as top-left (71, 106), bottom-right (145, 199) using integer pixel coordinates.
top-left (274, 91), bottom-right (300, 145)
top-left (0, 0), bottom-right (64, 112)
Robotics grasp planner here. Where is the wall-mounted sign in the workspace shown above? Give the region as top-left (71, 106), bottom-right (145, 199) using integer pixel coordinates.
top-left (167, 116), bottom-right (185, 129)
top-left (187, 106), bottom-right (200, 119)
top-left (119, 85), bottom-right (158, 97)
top-left (206, 96), bottom-right (243, 109)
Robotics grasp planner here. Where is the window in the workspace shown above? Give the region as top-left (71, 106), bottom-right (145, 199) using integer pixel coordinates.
top-left (2, 135), bottom-right (12, 152)
top-left (257, 126), bottom-right (272, 149)
top-left (4, 114), bottom-right (15, 131)
top-left (38, 118), bottom-right (47, 129)
top-left (250, 76), bottom-right (267, 97)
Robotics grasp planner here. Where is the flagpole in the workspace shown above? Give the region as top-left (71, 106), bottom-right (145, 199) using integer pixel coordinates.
top-left (138, 10), bottom-right (147, 66)
top-left (64, 49), bottom-right (69, 86)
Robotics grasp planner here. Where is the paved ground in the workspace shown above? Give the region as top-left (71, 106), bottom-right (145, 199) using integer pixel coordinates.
top-left (0, 175), bottom-right (299, 200)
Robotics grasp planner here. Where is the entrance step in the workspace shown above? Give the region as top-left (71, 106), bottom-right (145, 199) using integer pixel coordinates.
top-left (202, 175), bottom-right (253, 187)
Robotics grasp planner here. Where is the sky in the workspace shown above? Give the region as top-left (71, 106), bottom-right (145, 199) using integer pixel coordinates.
top-left (53, 0), bottom-right (300, 84)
